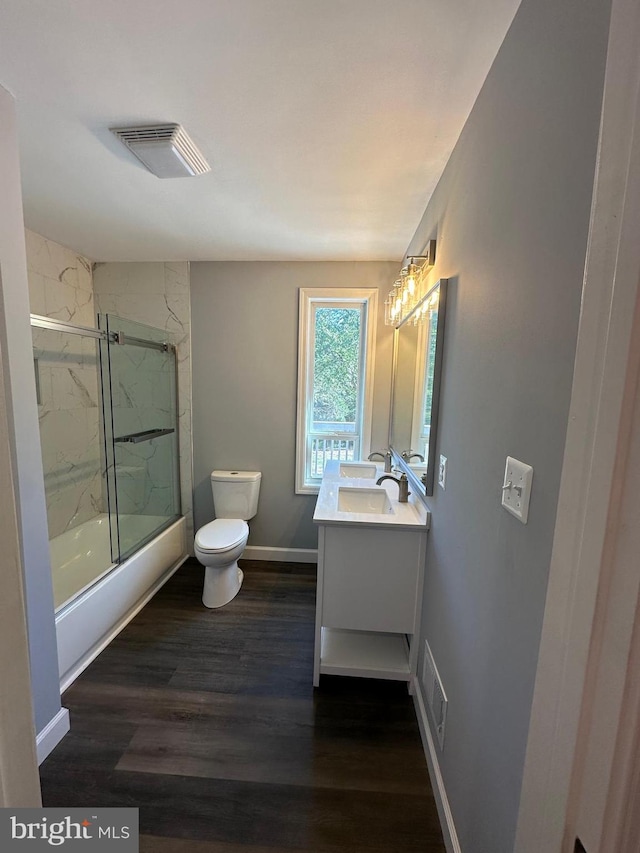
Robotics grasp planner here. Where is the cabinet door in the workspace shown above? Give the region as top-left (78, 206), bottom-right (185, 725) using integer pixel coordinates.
top-left (322, 526), bottom-right (423, 633)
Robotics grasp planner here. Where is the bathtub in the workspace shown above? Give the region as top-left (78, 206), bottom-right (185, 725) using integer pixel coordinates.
top-left (54, 513), bottom-right (187, 690)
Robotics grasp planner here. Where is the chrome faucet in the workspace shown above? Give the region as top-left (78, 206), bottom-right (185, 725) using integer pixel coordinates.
top-left (368, 450), bottom-right (392, 473)
top-left (402, 450), bottom-right (424, 462)
top-left (376, 473), bottom-right (411, 502)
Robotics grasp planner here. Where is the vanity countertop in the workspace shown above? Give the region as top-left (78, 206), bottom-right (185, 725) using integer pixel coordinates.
top-left (314, 461), bottom-right (430, 529)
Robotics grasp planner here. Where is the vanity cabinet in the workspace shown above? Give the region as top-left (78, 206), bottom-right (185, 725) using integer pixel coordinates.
top-left (313, 461), bottom-right (430, 686)
top-left (313, 481), bottom-right (428, 686)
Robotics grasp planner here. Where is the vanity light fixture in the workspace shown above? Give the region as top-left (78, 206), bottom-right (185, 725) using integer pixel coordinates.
top-left (384, 239), bottom-right (436, 326)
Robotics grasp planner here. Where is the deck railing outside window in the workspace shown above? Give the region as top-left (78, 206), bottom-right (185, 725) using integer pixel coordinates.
top-left (309, 434), bottom-right (359, 479)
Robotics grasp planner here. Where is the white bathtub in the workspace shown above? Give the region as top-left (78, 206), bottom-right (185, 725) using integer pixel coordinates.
top-left (54, 514), bottom-right (187, 691)
top-left (50, 513), bottom-right (177, 610)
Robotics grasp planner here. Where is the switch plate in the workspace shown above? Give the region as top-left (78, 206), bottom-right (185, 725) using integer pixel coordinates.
top-left (438, 455), bottom-right (447, 490)
top-left (502, 456), bottom-right (533, 523)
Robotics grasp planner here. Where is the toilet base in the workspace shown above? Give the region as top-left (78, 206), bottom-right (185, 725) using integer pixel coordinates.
top-left (202, 562), bottom-right (244, 609)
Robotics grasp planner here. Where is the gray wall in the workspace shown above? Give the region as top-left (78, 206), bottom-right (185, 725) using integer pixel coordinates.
top-left (190, 261), bottom-right (396, 549)
top-left (0, 85), bottom-right (62, 734)
top-left (405, 0), bottom-right (611, 849)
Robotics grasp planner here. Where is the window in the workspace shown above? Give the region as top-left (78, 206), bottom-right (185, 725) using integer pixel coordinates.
top-left (296, 288), bottom-right (377, 493)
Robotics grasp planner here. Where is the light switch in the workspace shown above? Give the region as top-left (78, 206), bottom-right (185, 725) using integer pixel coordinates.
top-left (501, 456), bottom-right (533, 523)
top-left (438, 455), bottom-right (447, 490)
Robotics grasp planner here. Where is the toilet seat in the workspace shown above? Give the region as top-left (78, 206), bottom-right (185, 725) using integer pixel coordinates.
top-left (195, 518), bottom-right (248, 554)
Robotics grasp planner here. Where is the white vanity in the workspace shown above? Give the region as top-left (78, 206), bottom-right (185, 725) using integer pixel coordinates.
top-left (313, 460), bottom-right (430, 686)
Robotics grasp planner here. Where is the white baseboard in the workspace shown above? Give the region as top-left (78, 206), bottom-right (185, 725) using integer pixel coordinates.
top-left (243, 546), bottom-right (318, 563)
top-left (36, 707), bottom-right (70, 765)
top-left (412, 675), bottom-right (462, 853)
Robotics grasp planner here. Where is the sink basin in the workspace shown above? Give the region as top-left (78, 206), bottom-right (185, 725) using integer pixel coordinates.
top-left (338, 487), bottom-right (393, 514)
top-left (338, 462), bottom-right (378, 479)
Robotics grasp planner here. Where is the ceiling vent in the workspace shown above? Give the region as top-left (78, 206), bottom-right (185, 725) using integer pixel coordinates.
top-left (110, 123), bottom-right (210, 178)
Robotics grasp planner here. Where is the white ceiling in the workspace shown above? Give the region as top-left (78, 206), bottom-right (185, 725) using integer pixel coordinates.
top-left (0, 1), bottom-right (521, 262)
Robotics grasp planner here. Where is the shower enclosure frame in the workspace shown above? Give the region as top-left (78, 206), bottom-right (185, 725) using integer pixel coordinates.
top-left (99, 313), bottom-right (182, 565)
top-left (31, 312), bottom-right (188, 690)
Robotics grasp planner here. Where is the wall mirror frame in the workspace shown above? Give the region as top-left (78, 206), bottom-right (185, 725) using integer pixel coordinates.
top-left (388, 278), bottom-right (448, 497)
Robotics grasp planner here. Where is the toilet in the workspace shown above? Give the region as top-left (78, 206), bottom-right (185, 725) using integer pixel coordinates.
top-left (195, 470), bottom-right (261, 608)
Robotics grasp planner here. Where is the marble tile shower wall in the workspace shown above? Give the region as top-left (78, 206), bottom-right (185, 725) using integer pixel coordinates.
top-left (109, 339), bottom-right (179, 520)
top-left (92, 262), bottom-right (193, 546)
top-left (25, 229), bottom-right (103, 538)
top-left (25, 235), bottom-right (194, 545)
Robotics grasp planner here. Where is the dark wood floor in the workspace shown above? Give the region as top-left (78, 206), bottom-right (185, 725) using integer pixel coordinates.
top-left (40, 559), bottom-right (445, 852)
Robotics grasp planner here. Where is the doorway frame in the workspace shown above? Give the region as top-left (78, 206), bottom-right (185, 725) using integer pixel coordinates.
top-left (514, 0), bottom-right (640, 848)
top-left (0, 270), bottom-right (41, 807)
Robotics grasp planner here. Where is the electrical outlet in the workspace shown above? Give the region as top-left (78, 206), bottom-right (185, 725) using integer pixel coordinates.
top-left (438, 455), bottom-right (447, 490)
top-left (501, 456), bottom-right (533, 523)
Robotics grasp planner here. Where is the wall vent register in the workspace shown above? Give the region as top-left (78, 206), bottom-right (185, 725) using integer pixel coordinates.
top-left (423, 640), bottom-right (448, 749)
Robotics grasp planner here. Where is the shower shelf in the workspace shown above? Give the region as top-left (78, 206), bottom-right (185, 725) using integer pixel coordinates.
top-left (114, 428), bottom-right (175, 444)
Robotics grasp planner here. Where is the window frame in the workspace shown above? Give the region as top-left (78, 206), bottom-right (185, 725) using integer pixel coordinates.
top-left (296, 287), bottom-right (378, 494)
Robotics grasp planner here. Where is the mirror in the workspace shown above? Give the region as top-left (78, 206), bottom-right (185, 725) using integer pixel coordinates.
top-left (389, 278), bottom-right (447, 495)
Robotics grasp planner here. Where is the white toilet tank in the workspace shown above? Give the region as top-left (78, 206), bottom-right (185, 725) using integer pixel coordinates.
top-left (210, 470), bottom-right (261, 520)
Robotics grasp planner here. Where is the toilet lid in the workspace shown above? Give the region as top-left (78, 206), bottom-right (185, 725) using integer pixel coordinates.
top-left (195, 518), bottom-right (248, 553)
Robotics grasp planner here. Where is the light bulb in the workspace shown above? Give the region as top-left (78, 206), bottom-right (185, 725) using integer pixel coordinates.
top-left (405, 262), bottom-right (419, 296)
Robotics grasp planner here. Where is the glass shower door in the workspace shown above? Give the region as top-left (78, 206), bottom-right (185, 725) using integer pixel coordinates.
top-left (31, 317), bottom-right (114, 610)
top-left (100, 314), bottom-right (181, 562)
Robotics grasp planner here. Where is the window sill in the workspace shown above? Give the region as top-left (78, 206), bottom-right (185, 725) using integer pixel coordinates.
top-left (296, 484), bottom-right (321, 496)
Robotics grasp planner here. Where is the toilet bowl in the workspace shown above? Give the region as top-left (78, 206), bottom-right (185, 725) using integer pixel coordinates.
top-left (194, 470), bottom-right (261, 609)
top-left (195, 518), bottom-right (249, 608)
